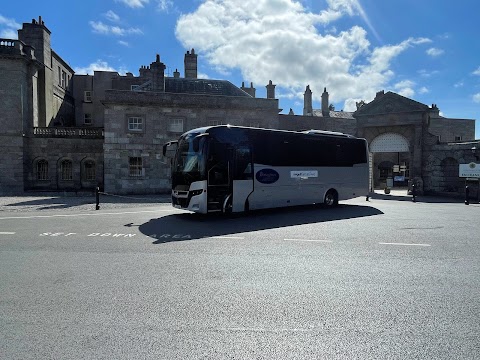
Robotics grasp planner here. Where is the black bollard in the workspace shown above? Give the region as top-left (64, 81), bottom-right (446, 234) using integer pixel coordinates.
top-left (465, 185), bottom-right (469, 205)
top-left (95, 186), bottom-right (100, 210)
top-left (412, 183), bottom-right (416, 202)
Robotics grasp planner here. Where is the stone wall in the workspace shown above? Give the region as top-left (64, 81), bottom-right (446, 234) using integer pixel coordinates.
top-left (103, 91), bottom-right (279, 194)
top-left (23, 134), bottom-right (104, 192)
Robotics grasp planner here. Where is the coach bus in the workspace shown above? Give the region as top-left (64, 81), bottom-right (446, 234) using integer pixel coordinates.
top-left (163, 125), bottom-right (369, 214)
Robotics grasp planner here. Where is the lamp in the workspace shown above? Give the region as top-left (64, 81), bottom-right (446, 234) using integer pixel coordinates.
top-left (472, 146), bottom-right (478, 161)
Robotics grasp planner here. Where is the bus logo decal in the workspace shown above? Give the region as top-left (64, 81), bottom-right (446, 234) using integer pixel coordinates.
top-left (256, 169), bottom-right (280, 184)
top-left (290, 170), bottom-right (318, 178)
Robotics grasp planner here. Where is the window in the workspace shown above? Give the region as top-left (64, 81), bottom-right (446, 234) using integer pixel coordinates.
top-left (209, 119), bottom-right (223, 126)
top-left (168, 118), bottom-right (184, 133)
top-left (84, 113), bottom-right (93, 125)
top-left (60, 159), bottom-right (73, 181)
top-left (128, 117), bottom-right (144, 131)
top-left (84, 91), bottom-right (92, 102)
top-left (131, 85), bottom-right (140, 91)
top-left (37, 160), bottom-right (48, 181)
top-left (58, 67), bottom-right (61, 86)
top-left (61, 70), bottom-right (66, 88)
top-left (437, 135), bottom-right (441, 143)
top-left (455, 135), bottom-right (462, 141)
top-left (84, 160), bottom-right (96, 181)
top-left (129, 157), bottom-right (143, 177)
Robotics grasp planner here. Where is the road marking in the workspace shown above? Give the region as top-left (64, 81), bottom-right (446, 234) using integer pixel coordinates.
top-left (284, 238), bottom-right (332, 243)
top-left (0, 232), bottom-right (15, 235)
top-left (0, 209), bottom-right (175, 220)
top-left (379, 242), bottom-right (431, 247)
top-left (211, 236), bottom-right (245, 240)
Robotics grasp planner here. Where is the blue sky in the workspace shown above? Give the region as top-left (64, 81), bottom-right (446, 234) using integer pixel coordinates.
top-left (1, 0), bottom-right (479, 138)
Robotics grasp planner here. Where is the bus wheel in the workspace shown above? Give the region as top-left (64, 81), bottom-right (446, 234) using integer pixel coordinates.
top-left (324, 190), bottom-right (338, 207)
top-left (222, 194), bottom-right (232, 213)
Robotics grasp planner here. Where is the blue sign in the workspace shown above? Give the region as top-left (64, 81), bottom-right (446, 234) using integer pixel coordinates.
top-left (256, 168), bottom-right (280, 184)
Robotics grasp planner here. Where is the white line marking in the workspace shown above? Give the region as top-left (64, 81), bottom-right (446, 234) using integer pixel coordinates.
top-left (284, 239), bottom-right (332, 243)
top-left (211, 236), bottom-right (245, 239)
top-left (0, 232), bottom-right (15, 235)
top-left (0, 209), bottom-right (175, 220)
top-left (379, 242), bottom-right (431, 247)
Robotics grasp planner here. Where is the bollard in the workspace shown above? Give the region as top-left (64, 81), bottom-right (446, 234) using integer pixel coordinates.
top-left (465, 185), bottom-right (469, 205)
top-left (412, 183), bottom-right (416, 202)
top-left (95, 186), bottom-right (100, 210)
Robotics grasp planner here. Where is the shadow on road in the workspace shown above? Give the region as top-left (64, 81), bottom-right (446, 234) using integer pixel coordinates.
top-left (139, 204), bottom-right (384, 243)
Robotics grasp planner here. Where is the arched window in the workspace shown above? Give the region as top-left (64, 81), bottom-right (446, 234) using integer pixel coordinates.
top-left (84, 160), bottom-right (96, 181)
top-left (60, 159), bottom-right (73, 180)
top-left (36, 159), bottom-right (48, 180)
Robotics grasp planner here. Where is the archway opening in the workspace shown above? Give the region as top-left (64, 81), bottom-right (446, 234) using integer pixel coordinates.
top-left (369, 133), bottom-right (410, 190)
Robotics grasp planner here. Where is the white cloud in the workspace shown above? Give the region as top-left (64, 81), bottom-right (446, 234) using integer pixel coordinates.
top-left (418, 69), bottom-right (439, 78)
top-left (426, 47), bottom-right (444, 57)
top-left (1, 28), bottom-right (17, 39)
top-left (0, 14), bottom-right (20, 28)
top-left (118, 40), bottom-right (130, 47)
top-left (116, 0), bottom-right (149, 8)
top-left (419, 86), bottom-right (429, 94)
top-left (105, 10), bottom-right (120, 22)
top-left (473, 93), bottom-right (480, 103)
top-left (74, 60), bottom-right (118, 75)
top-left (473, 67), bottom-right (480, 76)
top-left (0, 14), bottom-right (20, 39)
top-left (175, 0), bottom-right (431, 108)
top-left (157, 0), bottom-right (173, 12)
top-left (89, 21), bottom-right (143, 36)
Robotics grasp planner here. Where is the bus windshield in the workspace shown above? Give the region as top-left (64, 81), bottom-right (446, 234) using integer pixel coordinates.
top-left (172, 132), bottom-right (207, 186)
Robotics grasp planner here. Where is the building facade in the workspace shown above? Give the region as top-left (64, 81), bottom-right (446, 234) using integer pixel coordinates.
top-left (0, 17), bottom-right (478, 198)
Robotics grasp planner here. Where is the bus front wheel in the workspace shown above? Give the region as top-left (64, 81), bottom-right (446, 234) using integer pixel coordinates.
top-left (324, 190), bottom-right (338, 208)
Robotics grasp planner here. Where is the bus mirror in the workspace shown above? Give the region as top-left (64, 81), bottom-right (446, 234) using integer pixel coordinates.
top-left (162, 141), bottom-right (178, 158)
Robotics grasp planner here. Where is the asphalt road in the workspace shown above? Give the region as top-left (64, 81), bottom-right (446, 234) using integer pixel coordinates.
top-left (1, 196), bottom-right (479, 359)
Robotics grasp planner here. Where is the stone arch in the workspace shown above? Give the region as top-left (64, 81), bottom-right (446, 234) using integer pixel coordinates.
top-left (370, 132), bottom-right (410, 153)
top-left (440, 157), bottom-right (462, 192)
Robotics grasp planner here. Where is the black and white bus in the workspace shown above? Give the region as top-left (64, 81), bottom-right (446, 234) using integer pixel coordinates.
top-left (163, 125), bottom-right (369, 214)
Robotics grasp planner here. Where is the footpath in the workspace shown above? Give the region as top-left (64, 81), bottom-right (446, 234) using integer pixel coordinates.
top-left (0, 192), bottom-right (171, 213)
top-left (0, 189), bottom-right (473, 213)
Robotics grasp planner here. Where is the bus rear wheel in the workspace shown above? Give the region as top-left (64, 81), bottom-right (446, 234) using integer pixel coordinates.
top-left (324, 190), bottom-right (338, 208)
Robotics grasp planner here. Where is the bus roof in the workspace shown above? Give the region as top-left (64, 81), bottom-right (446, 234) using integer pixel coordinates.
top-left (182, 125), bottom-right (360, 140)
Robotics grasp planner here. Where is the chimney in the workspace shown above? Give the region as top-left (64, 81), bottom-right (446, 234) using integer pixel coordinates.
top-left (303, 85), bottom-right (312, 116)
top-left (173, 68), bottom-right (180, 78)
top-left (150, 54), bottom-right (166, 91)
top-left (266, 80), bottom-right (276, 99)
top-left (321, 87), bottom-right (329, 116)
top-left (241, 82), bottom-right (256, 97)
top-left (184, 48), bottom-right (198, 78)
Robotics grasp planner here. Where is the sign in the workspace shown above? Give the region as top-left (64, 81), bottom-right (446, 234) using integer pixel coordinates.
top-left (393, 165), bottom-right (400, 172)
top-left (394, 176), bottom-right (405, 182)
top-left (290, 170), bottom-right (318, 178)
top-left (459, 163), bottom-right (480, 178)
top-left (256, 169), bottom-right (280, 184)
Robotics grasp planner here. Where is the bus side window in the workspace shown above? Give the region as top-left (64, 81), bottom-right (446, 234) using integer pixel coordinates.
top-left (234, 147), bottom-right (252, 180)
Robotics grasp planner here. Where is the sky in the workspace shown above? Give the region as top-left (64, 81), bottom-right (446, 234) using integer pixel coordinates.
top-left (1, 0), bottom-right (480, 138)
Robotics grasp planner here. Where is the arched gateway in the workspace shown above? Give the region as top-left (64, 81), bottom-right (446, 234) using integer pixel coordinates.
top-left (369, 133), bottom-right (411, 191)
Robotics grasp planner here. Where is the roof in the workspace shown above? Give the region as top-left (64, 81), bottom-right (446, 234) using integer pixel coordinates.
top-left (164, 78), bottom-right (251, 97)
top-left (311, 109), bottom-right (355, 119)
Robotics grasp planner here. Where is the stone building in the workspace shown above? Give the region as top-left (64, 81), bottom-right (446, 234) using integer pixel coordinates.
top-left (0, 16), bottom-right (478, 198)
top-left (279, 87), bottom-right (478, 196)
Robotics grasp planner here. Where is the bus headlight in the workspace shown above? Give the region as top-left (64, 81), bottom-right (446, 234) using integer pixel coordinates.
top-left (190, 189), bottom-right (204, 197)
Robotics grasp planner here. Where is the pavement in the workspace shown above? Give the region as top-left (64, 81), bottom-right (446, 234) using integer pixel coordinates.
top-left (0, 189), bottom-right (472, 213)
top-left (0, 192), bottom-right (172, 213)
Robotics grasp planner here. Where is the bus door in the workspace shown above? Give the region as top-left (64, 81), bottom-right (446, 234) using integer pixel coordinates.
top-left (206, 143), bottom-right (232, 213)
top-left (231, 145), bottom-right (253, 212)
